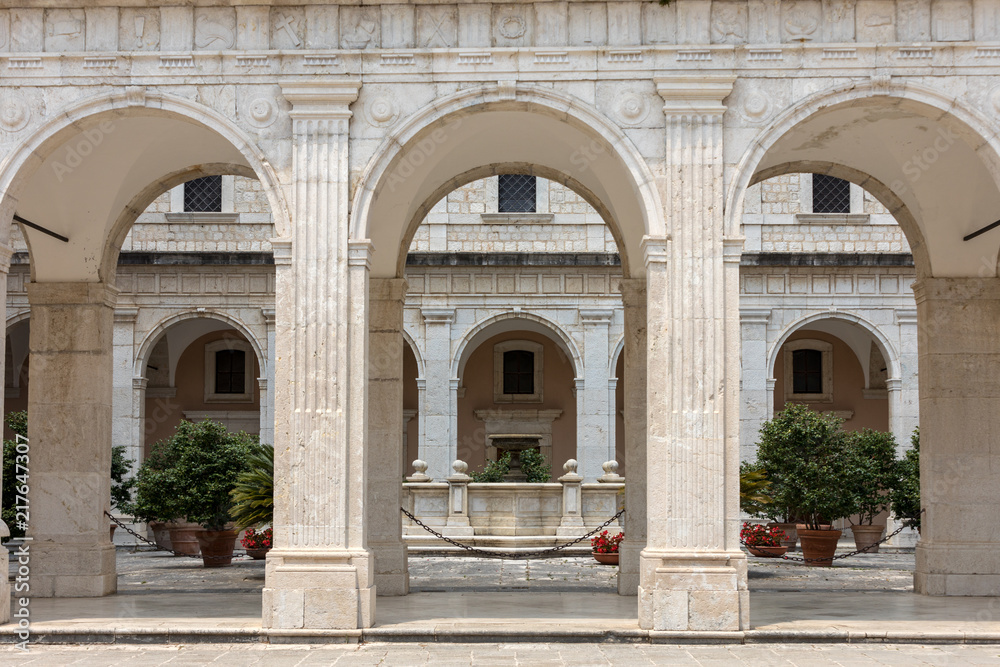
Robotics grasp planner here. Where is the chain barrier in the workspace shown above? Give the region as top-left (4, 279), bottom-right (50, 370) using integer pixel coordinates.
top-left (401, 506), bottom-right (625, 560)
top-left (744, 514), bottom-right (923, 563)
top-left (105, 511), bottom-right (250, 562)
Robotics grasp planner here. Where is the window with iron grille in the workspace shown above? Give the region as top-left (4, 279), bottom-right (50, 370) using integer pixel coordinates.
top-left (791, 348), bottom-right (823, 395)
top-left (503, 350), bottom-right (535, 395)
top-left (215, 349), bottom-right (246, 395)
top-left (498, 174), bottom-right (536, 213)
top-left (812, 174), bottom-right (851, 213)
top-left (184, 175), bottom-right (223, 212)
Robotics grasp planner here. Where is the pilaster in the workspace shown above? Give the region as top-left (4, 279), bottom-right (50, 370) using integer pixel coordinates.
top-left (639, 76), bottom-right (747, 632)
top-left (265, 80), bottom-right (376, 631)
top-left (618, 278), bottom-right (646, 596)
top-left (420, 308), bottom-right (456, 480)
top-left (738, 307), bottom-right (771, 463)
top-left (578, 308), bottom-right (614, 482)
top-left (26, 281), bottom-right (118, 597)
top-left (260, 308), bottom-right (276, 445)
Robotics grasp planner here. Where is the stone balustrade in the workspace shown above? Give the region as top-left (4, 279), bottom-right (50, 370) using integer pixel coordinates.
top-left (402, 459), bottom-right (623, 542)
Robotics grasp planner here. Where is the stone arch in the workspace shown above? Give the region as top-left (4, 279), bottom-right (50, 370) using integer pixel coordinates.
top-left (766, 311), bottom-right (900, 386)
top-left (726, 79), bottom-right (1000, 278)
top-left (452, 311), bottom-right (582, 382)
top-left (610, 335), bottom-right (626, 376)
top-left (0, 90), bottom-right (291, 284)
top-left (349, 82), bottom-right (665, 279)
top-left (134, 309), bottom-right (267, 382)
top-left (401, 328), bottom-right (425, 379)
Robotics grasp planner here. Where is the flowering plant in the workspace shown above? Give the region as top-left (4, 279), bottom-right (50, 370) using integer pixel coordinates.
top-left (590, 530), bottom-right (624, 554)
top-left (740, 522), bottom-right (786, 547)
top-left (241, 527), bottom-right (272, 550)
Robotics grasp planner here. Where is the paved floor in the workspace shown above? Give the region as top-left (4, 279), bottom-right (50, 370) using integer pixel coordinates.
top-left (4, 642), bottom-right (1000, 665)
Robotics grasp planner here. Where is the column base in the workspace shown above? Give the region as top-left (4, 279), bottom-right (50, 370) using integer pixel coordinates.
top-left (618, 540), bottom-right (641, 595)
top-left (29, 541), bottom-right (117, 597)
top-left (638, 550), bottom-right (748, 631)
top-left (915, 542), bottom-right (1000, 595)
top-left (263, 549), bottom-right (376, 629)
top-left (371, 542), bottom-right (409, 596)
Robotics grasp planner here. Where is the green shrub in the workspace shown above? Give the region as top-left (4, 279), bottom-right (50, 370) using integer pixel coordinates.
top-left (890, 428), bottom-right (921, 529)
top-left (756, 403), bottom-right (856, 529)
top-left (1, 411), bottom-right (28, 540)
top-left (469, 449), bottom-right (551, 483)
top-left (739, 459), bottom-right (772, 518)
top-left (469, 452), bottom-right (511, 482)
top-left (843, 428), bottom-right (899, 526)
top-left (230, 442), bottom-right (274, 529)
top-left (111, 445), bottom-right (137, 514)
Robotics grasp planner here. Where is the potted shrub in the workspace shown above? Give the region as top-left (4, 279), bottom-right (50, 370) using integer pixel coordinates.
top-left (740, 521), bottom-right (788, 558)
top-left (890, 428), bottom-right (921, 532)
top-left (590, 530), bottom-right (623, 565)
top-left (131, 434), bottom-right (186, 552)
top-left (230, 441), bottom-right (274, 558)
top-left (167, 420), bottom-right (255, 567)
top-left (843, 428), bottom-right (899, 553)
top-left (740, 459), bottom-right (799, 550)
top-left (109, 445), bottom-right (137, 542)
top-left (757, 404), bottom-right (857, 566)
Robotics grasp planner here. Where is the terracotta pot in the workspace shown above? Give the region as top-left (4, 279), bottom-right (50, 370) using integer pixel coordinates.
top-left (196, 529), bottom-right (239, 568)
top-left (167, 521), bottom-right (202, 556)
top-left (747, 545), bottom-right (788, 558)
top-left (768, 522), bottom-right (799, 550)
top-left (798, 528), bottom-right (842, 567)
top-left (245, 547), bottom-right (270, 560)
top-left (592, 552), bottom-right (619, 565)
top-left (149, 521), bottom-right (173, 551)
top-left (850, 524), bottom-right (886, 554)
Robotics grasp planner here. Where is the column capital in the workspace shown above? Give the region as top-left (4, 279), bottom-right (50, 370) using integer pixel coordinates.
top-left (261, 308), bottom-right (276, 325)
top-left (132, 376), bottom-right (148, 390)
top-left (270, 238), bottom-right (292, 266)
top-left (113, 308), bottom-right (139, 323)
top-left (655, 75), bottom-right (736, 115)
top-left (282, 81), bottom-right (362, 120)
top-left (894, 307), bottom-right (918, 325)
top-left (739, 307), bottom-right (771, 325)
top-left (723, 237), bottom-right (745, 262)
top-left (26, 281), bottom-right (118, 308)
top-left (257, 377), bottom-right (268, 391)
top-left (641, 235), bottom-right (669, 267)
top-left (580, 308), bottom-right (614, 324)
top-left (348, 239), bottom-right (374, 268)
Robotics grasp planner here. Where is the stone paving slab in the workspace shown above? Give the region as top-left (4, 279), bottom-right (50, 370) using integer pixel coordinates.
top-left (4, 642), bottom-right (1000, 665)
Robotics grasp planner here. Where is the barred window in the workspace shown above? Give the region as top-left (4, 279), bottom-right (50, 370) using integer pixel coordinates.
top-left (503, 350), bottom-right (535, 395)
top-left (792, 349), bottom-right (823, 395)
top-left (498, 175), bottom-right (536, 213)
top-left (184, 176), bottom-right (223, 213)
top-left (812, 175), bottom-right (850, 214)
top-left (215, 349), bottom-right (246, 395)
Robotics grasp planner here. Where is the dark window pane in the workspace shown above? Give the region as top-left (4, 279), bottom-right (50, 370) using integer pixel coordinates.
top-left (215, 349), bottom-right (246, 395)
top-left (185, 176), bottom-right (223, 212)
top-left (812, 174), bottom-right (850, 214)
top-left (498, 175), bottom-right (536, 213)
top-left (503, 350), bottom-right (535, 395)
top-left (792, 348), bottom-right (823, 394)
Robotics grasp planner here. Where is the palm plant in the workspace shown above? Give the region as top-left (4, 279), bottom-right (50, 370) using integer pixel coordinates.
top-left (230, 441), bottom-right (274, 529)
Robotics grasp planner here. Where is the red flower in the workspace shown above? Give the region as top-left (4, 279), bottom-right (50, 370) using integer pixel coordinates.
top-left (241, 527), bottom-right (273, 550)
top-left (590, 530), bottom-right (624, 554)
top-left (740, 522), bottom-right (787, 547)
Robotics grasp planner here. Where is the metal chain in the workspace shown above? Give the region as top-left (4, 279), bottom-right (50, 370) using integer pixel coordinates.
top-left (400, 507), bottom-right (625, 560)
top-left (744, 519), bottom-right (916, 563)
top-left (105, 511), bottom-right (250, 562)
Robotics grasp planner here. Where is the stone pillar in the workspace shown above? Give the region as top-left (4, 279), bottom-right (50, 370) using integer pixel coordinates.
top-left (445, 460), bottom-right (473, 536)
top-left (739, 308), bottom-right (771, 463)
top-left (892, 308), bottom-right (920, 445)
top-left (112, 309), bottom-right (138, 466)
top-left (27, 281), bottom-right (118, 597)
top-left (639, 76), bottom-right (747, 631)
top-left (557, 459), bottom-right (585, 537)
top-left (264, 81), bottom-right (376, 630)
top-left (367, 278), bottom-right (409, 596)
top-left (914, 278), bottom-right (1000, 595)
top-left (577, 309), bottom-right (614, 482)
top-left (259, 308), bottom-right (276, 445)
top-left (0, 242), bottom-right (12, 621)
top-left (420, 308), bottom-right (455, 480)
top-left (618, 279), bottom-right (646, 596)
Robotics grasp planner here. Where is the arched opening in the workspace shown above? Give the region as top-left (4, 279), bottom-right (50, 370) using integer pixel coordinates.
top-left (3, 316), bottom-right (30, 437)
top-left (0, 93), bottom-right (289, 598)
top-left (732, 83), bottom-right (1000, 598)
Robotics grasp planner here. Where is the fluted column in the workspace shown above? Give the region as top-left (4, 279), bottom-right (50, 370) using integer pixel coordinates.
top-left (618, 279), bottom-right (646, 596)
top-left (27, 281), bottom-right (118, 597)
top-left (367, 278), bottom-right (409, 595)
top-left (264, 81), bottom-right (375, 630)
top-left (639, 76), bottom-right (747, 631)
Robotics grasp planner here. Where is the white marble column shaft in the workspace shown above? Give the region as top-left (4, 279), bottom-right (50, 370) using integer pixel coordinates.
top-left (420, 308), bottom-right (455, 480)
top-left (639, 77), bottom-right (747, 631)
top-left (264, 81), bottom-right (375, 630)
top-left (578, 309), bottom-right (614, 482)
top-left (26, 281), bottom-right (118, 597)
